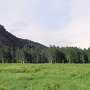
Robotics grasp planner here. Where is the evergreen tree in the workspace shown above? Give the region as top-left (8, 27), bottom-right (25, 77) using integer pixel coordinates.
top-left (15, 49), bottom-right (25, 63)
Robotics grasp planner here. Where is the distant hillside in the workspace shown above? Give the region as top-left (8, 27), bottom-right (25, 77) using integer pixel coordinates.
top-left (0, 25), bottom-right (89, 64)
top-left (0, 24), bottom-right (46, 48)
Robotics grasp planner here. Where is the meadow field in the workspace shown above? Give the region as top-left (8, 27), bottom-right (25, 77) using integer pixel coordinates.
top-left (0, 64), bottom-right (90, 90)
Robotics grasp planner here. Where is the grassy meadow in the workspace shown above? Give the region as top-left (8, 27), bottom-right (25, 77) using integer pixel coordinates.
top-left (0, 64), bottom-right (90, 90)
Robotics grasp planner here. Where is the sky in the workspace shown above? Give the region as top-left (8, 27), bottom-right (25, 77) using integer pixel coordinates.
top-left (0, 0), bottom-right (90, 49)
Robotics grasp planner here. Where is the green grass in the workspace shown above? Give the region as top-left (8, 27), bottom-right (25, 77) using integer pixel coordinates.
top-left (0, 64), bottom-right (90, 90)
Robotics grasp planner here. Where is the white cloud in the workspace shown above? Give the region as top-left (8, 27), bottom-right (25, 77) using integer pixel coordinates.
top-left (0, 0), bottom-right (26, 29)
top-left (13, 22), bottom-right (52, 46)
top-left (51, 0), bottom-right (90, 49)
top-left (52, 16), bottom-right (90, 48)
top-left (1, 0), bottom-right (90, 48)
top-left (14, 15), bottom-right (90, 49)
top-left (11, 0), bottom-right (90, 49)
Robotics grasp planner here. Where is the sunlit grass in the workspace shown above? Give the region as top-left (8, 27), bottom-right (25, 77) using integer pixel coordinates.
top-left (0, 64), bottom-right (90, 90)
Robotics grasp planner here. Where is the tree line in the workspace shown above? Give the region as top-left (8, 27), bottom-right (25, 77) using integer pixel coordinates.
top-left (0, 44), bottom-right (90, 63)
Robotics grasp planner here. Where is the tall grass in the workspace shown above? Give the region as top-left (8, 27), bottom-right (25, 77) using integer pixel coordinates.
top-left (0, 64), bottom-right (90, 90)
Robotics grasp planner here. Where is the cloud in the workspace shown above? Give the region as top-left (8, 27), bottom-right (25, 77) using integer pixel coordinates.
top-left (20, 0), bottom-right (71, 30)
top-left (0, 0), bottom-right (26, 30)
top-left (52, 16), bottom-right (90, 48)
top-left (14, 15), bottom-right (90, 49)
top-left (13, 22), bottom-right (51, 45)
top-left (0, 0), bottom-right (90, 48)
top-left (51, 0), bottom-right (90, 49)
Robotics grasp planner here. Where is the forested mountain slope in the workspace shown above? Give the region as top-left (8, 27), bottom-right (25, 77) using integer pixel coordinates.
top-left (0, 24), bottom-right (90, 63)
top-left (0, 24), bottom-right (46, 49)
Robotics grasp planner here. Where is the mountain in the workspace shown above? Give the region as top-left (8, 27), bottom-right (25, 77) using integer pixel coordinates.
top-left (0, 24), bottom-right (46, 48)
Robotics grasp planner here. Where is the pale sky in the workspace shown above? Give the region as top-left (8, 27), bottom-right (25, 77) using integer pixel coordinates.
top-left (0, 0), bottom-right (90, 49)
